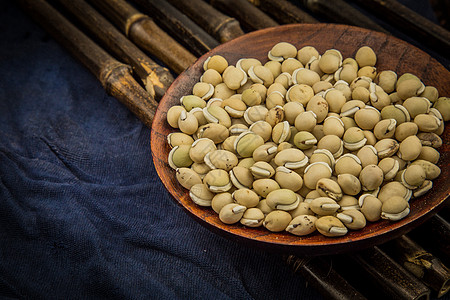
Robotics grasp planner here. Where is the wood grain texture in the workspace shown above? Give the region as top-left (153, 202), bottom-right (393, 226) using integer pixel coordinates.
top-left (151, 24), bottom-right (450, 256)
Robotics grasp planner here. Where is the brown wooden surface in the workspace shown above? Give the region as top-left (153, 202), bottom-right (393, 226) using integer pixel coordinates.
top-left (151, 24), bottom-right (450, 256)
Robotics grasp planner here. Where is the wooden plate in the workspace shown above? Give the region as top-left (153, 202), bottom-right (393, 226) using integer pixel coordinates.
top-left (151, 24), bottom-right (449, 256)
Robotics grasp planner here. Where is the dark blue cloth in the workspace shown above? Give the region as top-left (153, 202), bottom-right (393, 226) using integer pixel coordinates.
top-left (0, 2), bottom-right (321, 299)
top-left (0, 1), bottom-right (448, 300)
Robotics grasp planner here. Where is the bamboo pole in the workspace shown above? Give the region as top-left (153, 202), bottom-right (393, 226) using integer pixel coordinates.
top-left (209, 0), bottom-right (279, 31)
top-left (166, 0), bottom-right (245, 43)
top-left (409, 214), bottom-right (450, 268)
top-left (246, 0), bottom-right (318, 24)
top-left (350, 0), bottom-right (450, 56)
top-left (285, 255), bottom-right (367, 300)
top-left (131, 0), bottom-right (219, 57)
top-left (382, 235), bottom-right (450, 298)
top-left (52, 0), bottom-right (172, 100)
top-left (88, 0), bottom-right (196, 75)
top-left (301, 0), bottom-right (389, 34)
top-left (350, 246), bottom-right (431, 300)
top-left (19, 0), bottom-right (158, 128)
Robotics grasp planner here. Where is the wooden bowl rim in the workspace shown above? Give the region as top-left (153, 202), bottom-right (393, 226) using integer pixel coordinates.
top-left (151, 23), bottom-right (450, 256)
